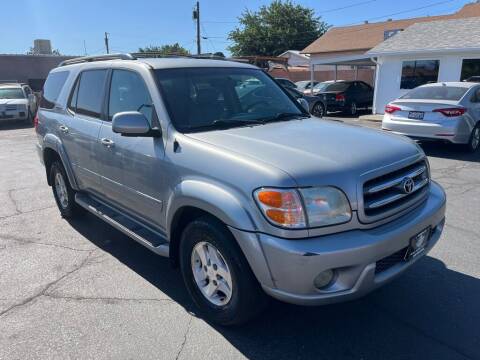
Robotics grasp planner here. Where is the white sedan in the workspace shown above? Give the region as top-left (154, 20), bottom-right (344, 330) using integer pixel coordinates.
top-left (382, 82), bottom-right (480, 152)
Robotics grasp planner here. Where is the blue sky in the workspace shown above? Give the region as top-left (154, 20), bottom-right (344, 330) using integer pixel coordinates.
top-left (0, 0), bottom-right (472, 56)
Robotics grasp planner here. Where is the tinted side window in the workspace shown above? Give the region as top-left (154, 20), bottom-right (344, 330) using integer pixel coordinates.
top-left (40, 71), bottom-right (69, 109)
top-left (76, 70), bottom-right (108, 118)
top-left (108, 70), bottom-right (153, 122)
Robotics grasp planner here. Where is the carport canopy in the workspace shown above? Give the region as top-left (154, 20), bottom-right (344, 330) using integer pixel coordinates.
top-left (309, 53), bottom-right (376, 84)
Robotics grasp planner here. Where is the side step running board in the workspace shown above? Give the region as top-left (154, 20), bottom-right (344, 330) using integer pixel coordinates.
top-left (75, 193), bottom-right (169, 257)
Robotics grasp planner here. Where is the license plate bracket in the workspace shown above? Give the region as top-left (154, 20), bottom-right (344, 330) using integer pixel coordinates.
top-left (406, 227), bottom-right (431, 260)
top-left (408, 111), bottom-right (424, 120)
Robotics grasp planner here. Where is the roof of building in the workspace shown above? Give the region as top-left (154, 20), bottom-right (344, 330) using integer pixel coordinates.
top-left (302, 2), bottom-right (480, 54)
top-left (368, 17), bottom-right (480, 55)
top-left (278, 50), bottom-right (310, 59)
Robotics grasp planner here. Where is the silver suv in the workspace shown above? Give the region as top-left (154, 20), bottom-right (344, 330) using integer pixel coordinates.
top-left (36, 54), bottom-right (446, 325)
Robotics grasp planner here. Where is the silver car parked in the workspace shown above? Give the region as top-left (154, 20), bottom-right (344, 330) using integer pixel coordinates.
top-left (36, 54), bottom-right (446, 325)
top-left (383, 82), bottom-right (480, 152)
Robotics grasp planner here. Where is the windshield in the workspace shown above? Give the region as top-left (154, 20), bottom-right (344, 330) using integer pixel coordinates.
top-left (155, 67), bottom-right (305, 132)
top-left (0, 88), bottom-right (25, 99)
top-left (401, 86), bottom-right (468, 101)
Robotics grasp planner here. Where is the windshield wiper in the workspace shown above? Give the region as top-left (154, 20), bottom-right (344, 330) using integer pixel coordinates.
top-left (260, 112), bottom-right (310, 123)
top-left (184, 118), bottom-right (266, 132)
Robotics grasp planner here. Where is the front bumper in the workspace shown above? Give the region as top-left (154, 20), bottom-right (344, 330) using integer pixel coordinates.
top-left (0, 111), bottom-right (28, 121)
top-left (234, 181), bottom-right (446, 306)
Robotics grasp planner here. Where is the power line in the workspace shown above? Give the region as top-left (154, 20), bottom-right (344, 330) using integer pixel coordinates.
top-left (320, 0), bottom-right (378, 14)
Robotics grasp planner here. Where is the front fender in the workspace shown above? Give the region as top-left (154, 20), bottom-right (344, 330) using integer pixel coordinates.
top-left (166, 180), bottom-right (258, 235)
top-left (43, 133), bottom-right (79, 191)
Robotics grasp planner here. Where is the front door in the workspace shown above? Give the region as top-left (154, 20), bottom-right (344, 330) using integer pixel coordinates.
top-left (61, 69), bottom-right (109, 195)
top-left (97, 69), bottom-right (166, 228)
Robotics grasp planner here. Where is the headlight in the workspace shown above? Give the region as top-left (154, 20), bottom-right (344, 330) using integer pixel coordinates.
top-left (254, 187), bottom-right (351, 229)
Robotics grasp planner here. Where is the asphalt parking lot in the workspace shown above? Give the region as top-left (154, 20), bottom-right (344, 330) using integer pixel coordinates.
top-left (0, 119), bottom-right (479, 360)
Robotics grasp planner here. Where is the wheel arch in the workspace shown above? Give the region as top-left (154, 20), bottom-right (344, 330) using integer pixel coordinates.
top-left (42, 134), bottom-right (79, 190)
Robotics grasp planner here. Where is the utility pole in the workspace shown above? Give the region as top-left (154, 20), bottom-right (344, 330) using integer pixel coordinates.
top-left (193, 2), bottom-right (201, 55)
top-left (83, 40), bottom-right (87, 56)
top-left (104, 32), bottom-right (110, 54)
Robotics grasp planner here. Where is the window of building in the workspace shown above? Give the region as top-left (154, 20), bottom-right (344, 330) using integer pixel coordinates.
top-left (400, 60), bottom-right (439, 89)
top-left (460, 59), bottom-right (480, 81)
top-left (75, 70), bottom-right (108, 118)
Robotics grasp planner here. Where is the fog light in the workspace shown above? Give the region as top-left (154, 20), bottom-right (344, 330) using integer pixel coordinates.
top-left (314, 269), bottom-right (334, 289)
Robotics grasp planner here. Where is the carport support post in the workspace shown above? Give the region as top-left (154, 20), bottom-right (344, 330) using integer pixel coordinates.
top-left (310, 63), bottom-right (315, 95)
top-left (334, 65), bottom-right (338, 82)
top-left (355, 66), bottom-right (358, 80)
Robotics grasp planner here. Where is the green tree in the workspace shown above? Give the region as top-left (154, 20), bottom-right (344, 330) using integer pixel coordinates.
top-left (228, 0), bottom-right (329, 56)
top-left (138, 43), bottom-right (190, 56)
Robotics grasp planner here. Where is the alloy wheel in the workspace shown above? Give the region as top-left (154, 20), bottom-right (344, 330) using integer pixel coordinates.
top-left (472, 127), bottom-right (480, 150)
top-left (54, 172), bottom-right (69, 209)
top-left (191, 241), bottom-right (233, 306)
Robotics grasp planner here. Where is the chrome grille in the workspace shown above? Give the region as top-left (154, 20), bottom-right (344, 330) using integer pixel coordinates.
top-left (363, 160), bottom-right (429, 220)
top-left (5, 104), bottom-right (17, 111)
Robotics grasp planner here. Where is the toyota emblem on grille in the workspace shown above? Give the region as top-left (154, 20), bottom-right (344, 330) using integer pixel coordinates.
top-left (402, 177), bottom-right (415, 194)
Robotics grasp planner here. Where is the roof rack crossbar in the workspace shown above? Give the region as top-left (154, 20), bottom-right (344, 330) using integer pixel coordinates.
top-left (58, 53), bottom-right (136, 67)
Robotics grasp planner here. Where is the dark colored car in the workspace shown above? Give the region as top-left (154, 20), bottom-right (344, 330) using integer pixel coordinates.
top-left (295, 80), bottom-right (319, 92)
top-left (316, 81), bottom-right (374, 115)
top-left (275, 78), bottom-right (297, 89)
top-left (284, 87), bottom-right (327, 118)
top-left (465, 76), bottom-right (480, 83)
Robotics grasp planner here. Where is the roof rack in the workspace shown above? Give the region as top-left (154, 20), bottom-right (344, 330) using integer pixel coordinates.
top-left (58, 53), bottom-right (136, 67)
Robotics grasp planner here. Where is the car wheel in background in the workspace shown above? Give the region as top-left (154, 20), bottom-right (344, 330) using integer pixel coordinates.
top-left (349, 102), bottom-right (358, 116)
top-left (179, 215), bottom-right (268, 326)
top-left (311, 102), bottom-right (325, 118)
top-left (50, 161), bottom-right (84, 218)
top-left (466, 124), bottom-right (480, 152)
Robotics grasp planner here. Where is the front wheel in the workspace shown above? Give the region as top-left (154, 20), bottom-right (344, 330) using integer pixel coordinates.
top-left (466, 124), bottom-right (480, 152)
top-left (179, 216), bottom-right (268, 326)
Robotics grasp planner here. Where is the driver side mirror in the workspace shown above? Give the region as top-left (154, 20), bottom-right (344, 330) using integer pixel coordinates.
top-left (112, 111), bottom-right (161, 137)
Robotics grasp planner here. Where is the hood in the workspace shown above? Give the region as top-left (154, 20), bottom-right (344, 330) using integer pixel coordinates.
top-left (0, 98), bottom-right (28, 106)
top-left (186, 118), bottom-right (421, 189)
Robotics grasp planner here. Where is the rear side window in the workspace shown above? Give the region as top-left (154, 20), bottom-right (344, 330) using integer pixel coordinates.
top-left (40, 71), bottom-right (69, 109)
top-left (74, 70), bottom-right (108, 118)
top-left (401, 86), bottom-right (469, 101)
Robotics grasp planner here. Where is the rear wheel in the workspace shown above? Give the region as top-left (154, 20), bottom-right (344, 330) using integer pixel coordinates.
top-left (50, 161), bottom-right (83, 218)
top-left (311, 102), bottom-right (325, 118)
top-left (179, 216), bottom-right (268, 326)
top-left (349, 101), bottom-right (358, 116)
top-left (466, 124), bottom-right (480, 152)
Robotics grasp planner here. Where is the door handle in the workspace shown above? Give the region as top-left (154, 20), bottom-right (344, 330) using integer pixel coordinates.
top-left (101, 138), bottom-right (115, 148)
top-left (59, 125), bottom-right (69, 133)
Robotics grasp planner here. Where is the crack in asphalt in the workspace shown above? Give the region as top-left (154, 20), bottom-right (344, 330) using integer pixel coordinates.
top-left (0, 205), bottom-right (56, 221)
top-left (0, 249), bottom-right (97, 318)
top-left (0, 233), bottom-right (94, 253)
top-left (43, 293), bottom-right (175, 305)
top-left (175, 315), bottom-right (193, 360)
top-left (7, 189), bottom-right (21, 215)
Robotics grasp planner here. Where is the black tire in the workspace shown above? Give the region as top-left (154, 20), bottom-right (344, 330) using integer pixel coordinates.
top-left (465, 124), bottom-right (480, 153)
top-left (49, 161), bottom-right (83, 218)
top-left (349, 101), bottom-right (358, 116)
top-left (311, 101), bottom-right (325, 118)
top-left (179, 216), bottom-right (268, 326)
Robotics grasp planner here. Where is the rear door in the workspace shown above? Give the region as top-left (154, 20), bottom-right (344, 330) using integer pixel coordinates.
top-left (97, 68), bottom-right (165, 226)
top-left (61, 69), bottom-right (108, 194)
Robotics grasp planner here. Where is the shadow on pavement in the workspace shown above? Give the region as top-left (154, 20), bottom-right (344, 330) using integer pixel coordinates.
top-left (69, 214), bottom-right (479, 360)
top-left (0, 120), bottom-right (33, 131)
top-left (419, 141), bottom-right (479, 163)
